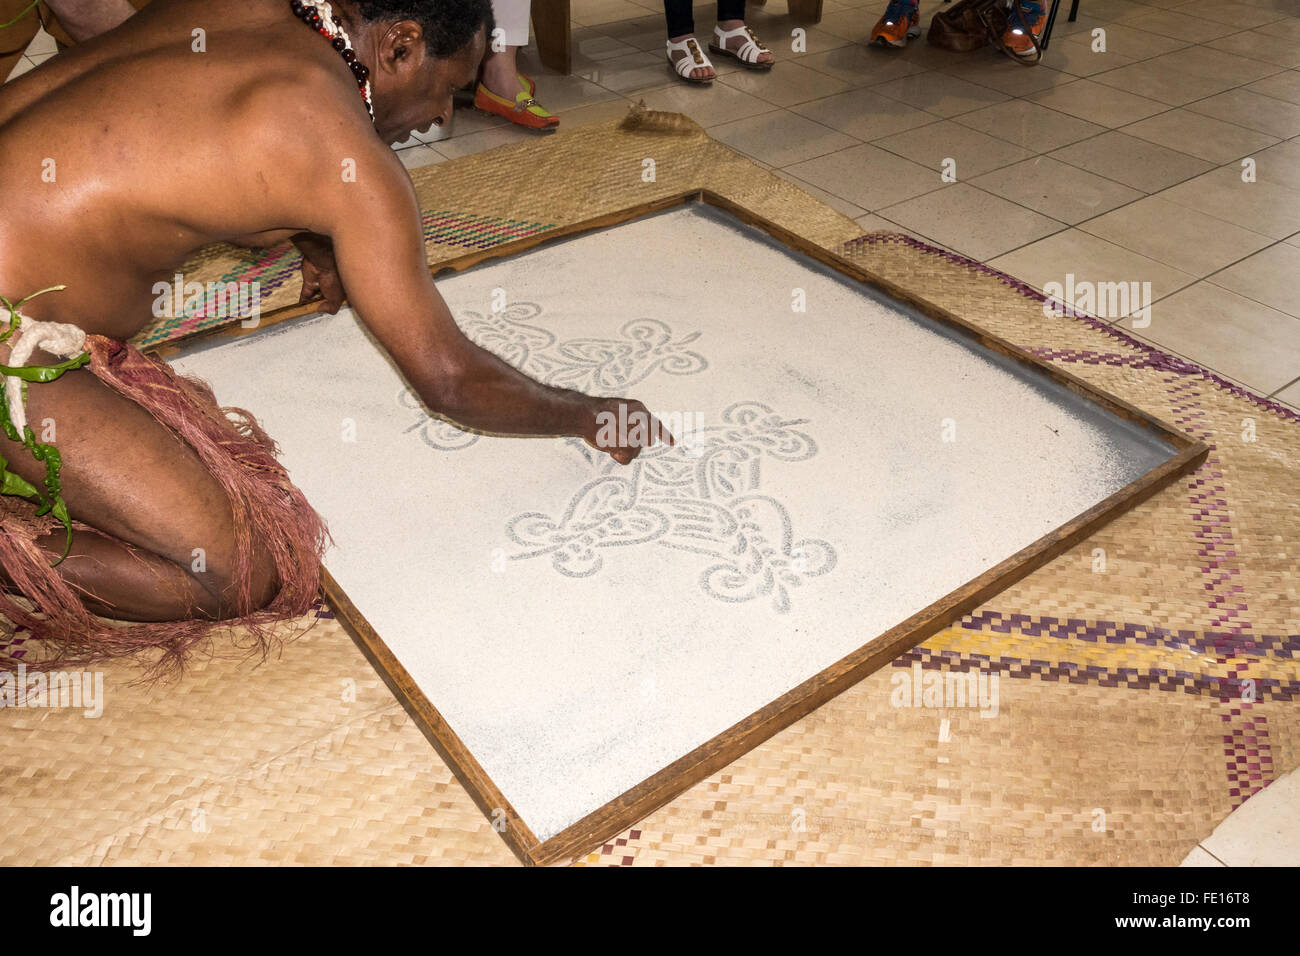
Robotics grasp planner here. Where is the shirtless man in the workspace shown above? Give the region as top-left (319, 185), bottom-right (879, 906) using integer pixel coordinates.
top-left (0, 0), bottom-right (670, 632)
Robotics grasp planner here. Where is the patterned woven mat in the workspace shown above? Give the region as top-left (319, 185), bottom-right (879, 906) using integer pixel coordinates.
top-left (5, 114), bottom-right (1296, 866)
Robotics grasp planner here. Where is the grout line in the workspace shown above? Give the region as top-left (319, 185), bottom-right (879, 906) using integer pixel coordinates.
top-left (1269, 374), bottom-right (1300, 398)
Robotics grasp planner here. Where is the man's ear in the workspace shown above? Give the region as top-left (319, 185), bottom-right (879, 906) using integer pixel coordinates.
top-left (383, 20), bottom-right (427, 74)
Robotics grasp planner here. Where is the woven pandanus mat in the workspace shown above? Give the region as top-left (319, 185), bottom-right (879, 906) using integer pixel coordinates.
top-left (5, 115), bottom-right (1296, 866)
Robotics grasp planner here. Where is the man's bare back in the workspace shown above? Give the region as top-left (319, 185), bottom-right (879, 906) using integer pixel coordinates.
top-left (0, 0), bottom-right (419, 338)
top-left (0, 0), bottom-right (670, 630)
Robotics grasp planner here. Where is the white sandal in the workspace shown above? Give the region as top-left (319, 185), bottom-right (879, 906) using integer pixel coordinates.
top-left (709, 23), bottom-right (773, 71)
top-left (666, 36), bottom-right (714, 84)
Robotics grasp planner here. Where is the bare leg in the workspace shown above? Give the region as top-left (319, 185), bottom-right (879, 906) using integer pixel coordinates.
top-left (481, 44), bottom-right (520, 99)
top-left (0, 345), bottom-right (278, 621)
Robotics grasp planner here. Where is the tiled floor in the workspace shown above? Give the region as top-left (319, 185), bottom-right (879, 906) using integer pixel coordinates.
top-left (7, 0), bottom-right (1299, 407)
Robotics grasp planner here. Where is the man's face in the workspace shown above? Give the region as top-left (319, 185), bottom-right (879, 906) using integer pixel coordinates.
top-left (371, 25), bottom-right (486, 146)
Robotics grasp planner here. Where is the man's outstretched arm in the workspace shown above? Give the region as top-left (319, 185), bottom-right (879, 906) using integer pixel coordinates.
top-left (320, 151), bottom-right (671, 464)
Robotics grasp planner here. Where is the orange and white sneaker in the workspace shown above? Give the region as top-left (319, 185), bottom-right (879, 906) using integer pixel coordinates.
top-left (1001, 0), bottom-right (1048, 60)
top-left (870, 0), bottom-right (921, 48)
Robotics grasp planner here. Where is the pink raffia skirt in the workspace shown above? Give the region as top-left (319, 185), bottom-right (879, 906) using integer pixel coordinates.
top-left (0, 335), bottom-right (329, 678)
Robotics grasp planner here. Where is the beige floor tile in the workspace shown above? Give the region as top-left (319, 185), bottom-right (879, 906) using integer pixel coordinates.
top-left (783, 143), bottom-right (942, 210)
top-left (585, 51), bottom-right (684, 93)
top-left (1247, 69), bottom-right (1300, 105)
top-left (709, 110), bottom-right (860, 166)
top-left (595, 14), bottom-right (671, 51)
top-left (812, 8), bottom-right (879, 43)
top-left (716, 59), bottom-right (853, 106)
top-left (1150, 45), bottom-right (1286, 84)
top-left (1119, 109), bottom-right (1280, 163)
top-left (987, 228), bottom-right (1197, 316)
top-left (952, 99), bottom-right (1105, 151)
top-left (1047, 13), bottom-right (1111, 42)
top-left (870, 70), bottom-right (1010, 117)
top-left (790, 87), bottom-right (940, 141)
top-left (4, 56), bottom-right (35, 83)
top-left (1252, 138), bottom-right (1300, 189)
top-left (521, 73), bottom-right (621, 113)
top-left (877, 183), bottom-right (1065, 260)
top-left (1276, 378), bottom-right (1300, 409)
top-left (1042, 39), bottom-right (1138, 78)
top-left (573, 28), bottom-right (640, 61)
top-left (572, 0), bottom-right (657, 26)
top-left (636, 82), bottom-right (775, 128)
top-left (1081, 0), bottom-right (1155, 20)
top-left (1090, 59), bottom-right (1239, 106)
top-left (1161, 165), bottom-right (1300, 239)
top-left (773, 169), bottom-right (868, 218)
top-left (22, 28), bottom-right (54, 56)
top-left (769, 25), bottom-right (856, 59)
top-left (1080, 195), bottom-right (1273, 275)
top-left (940, 58), bottom-right (1075, 97)
top-left (433, 124), bottom-right (536, 159)
top-left (554, 97), bottom-right (639, 130)
top-left (420, 107), bottom-right (496, 145)
top-left (851, 213), bottom-right (930, 242)
top-left (874, 120), bottom-right (1032, 179)
top-left (1185, 88), bottom-right (1300, 138)
top-left (969, 155), bottom-right (1144, 224)
top-left (1164, 0), bottom-right (1289, 27)
top-left (1026, 78), bottom-right (1168, 126)
top-left (798, 43), bottom-right (928, 87)
top-left (893, 38), bottom-right (987, 76)
top-left (1254, 14), bottom-right (1300, 41)
top-left (395, 145), bottom-right (444, 170)
top-left (850, 214), bottom-right (956, 251)
top-left (1048, 130), bottom-right (1213, 192)
top-left (1056, 22), bottom-right (1192, 59)
top-left (1207, 28), bottom-right (1300, 69)
top-left (1136, 281), bottom-right (1300, 394)
top-left (1045, 128), bottom-right (1216, 192)
top-left (1207, 242), bottom-right (1300, 317)
top-left (1115, 9), bottom-right (1239, 42)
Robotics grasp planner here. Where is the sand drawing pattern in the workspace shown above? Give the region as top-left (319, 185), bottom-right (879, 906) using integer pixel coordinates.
top-left (505, 402), bottom-right (836, 613)
top-left (400, 302), bottom-right (708, 451)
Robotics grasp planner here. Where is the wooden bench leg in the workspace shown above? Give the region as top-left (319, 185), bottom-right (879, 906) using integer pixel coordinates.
top-left (786, 0), bottom-right (825, 23)
top-left (531, 0), bottom-right (572, 75)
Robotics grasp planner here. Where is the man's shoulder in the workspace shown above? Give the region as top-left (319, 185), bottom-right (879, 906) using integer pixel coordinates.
top-left (230, 58), bottom-right (378, 150)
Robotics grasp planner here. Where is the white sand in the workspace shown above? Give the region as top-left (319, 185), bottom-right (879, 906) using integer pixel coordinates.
top-left (174, 207), bottom-right (1175, 841)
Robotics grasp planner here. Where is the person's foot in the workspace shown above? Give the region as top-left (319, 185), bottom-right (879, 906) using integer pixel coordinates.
top-left (478, 48), bottom-right (558, 130)
top-left (474, 73), bottom-right (559, 130)
top-left (713, 19), bottom-right (774, 66)
top-left (668, 34), bottom-right (715, 81)
top-left (1001, 0), bottom-right (1048, 59)
top-left (870, 0), bottom-right (921, 48)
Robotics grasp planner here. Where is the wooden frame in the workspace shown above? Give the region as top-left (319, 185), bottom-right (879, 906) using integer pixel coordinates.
top-left (153, 191), bottom-right (1209, 866)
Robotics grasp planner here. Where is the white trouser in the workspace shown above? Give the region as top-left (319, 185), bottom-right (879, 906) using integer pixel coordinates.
top-left (491, 0), bottom-right (531, 48)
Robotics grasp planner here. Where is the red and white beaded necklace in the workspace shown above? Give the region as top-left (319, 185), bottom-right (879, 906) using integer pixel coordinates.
top-left (289, 0), bottom-right (374, 123)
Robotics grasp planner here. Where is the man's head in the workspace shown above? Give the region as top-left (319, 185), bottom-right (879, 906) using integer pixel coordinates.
top-left (351, 0), bottom-right (494, 145)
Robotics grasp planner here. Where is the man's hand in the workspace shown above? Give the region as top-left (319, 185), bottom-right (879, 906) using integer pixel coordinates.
top-left (292, 232), bottom-right (346, 313)
top-left (582, 397), bottom-right (675, 465)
